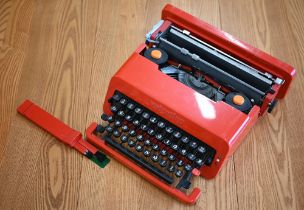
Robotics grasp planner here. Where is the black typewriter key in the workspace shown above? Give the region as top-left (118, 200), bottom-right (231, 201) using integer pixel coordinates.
top-left (133, 119), bottom-right (140, 126)
top-left (114, 120), bottom-right (122, 127)
top-left (113, 130), bottom-right (121, 138)
top-left (135, 144), bottom-right (143, 152)
top-left (110, 105), bottom-right (118, 113)
top-left (107, 115), bottom-right (114, 123)
top-left (160, 149), bottom-right (167, 156)
top-left (195, 158), bottom-right (203, 166)
top-left (177, 159), bottom-right (184, 167)
top-left (128, 139), bottom-right (136, 147)
top-left (184, 164), bottom-right (192, 172)
top-left (175, 170), bottom-right (183, 178)
top-left (155, 133), bottom-right (163, 141)
top-left (140, 124), bottom-right (148, 131)
top-left (124, 115), bottom-right (133, 121)
top-left (159, 159), bottom-right (167, 167)
top-left (171, 144), bottom-right (179, 151)
top-left (127, 103), bottom-right (135, 110)
top-left (136, 135), bottom-right (144, 141)
top-left (142, 112), bottom-right (150, 119)
top-left (189, 141), bottom-right (198, 149)
top-left (112, 93), bottom-right (121, 101)
top-left (96, 124), bottom-right (105, 133)
top-left (119, 98), bottom-right (128, 105)
top-left (117, 110), bottom-right (125, 117)
top-left (101, 113), bottom-right (108, 121)
top-left (167, 164), bottom-right (176, 173)
top-left (149, 116), bottom-right (158, 123)
top-left (168, 154), bottom-right (175, 161)
top-left (165, 126), bottom-right (174, 134)
top-left (163, 139), bottom-right (171, 146)
top-left (134, 107), bottom-right (143, 114)
top-left (144, 139), bottom-right (152, 146)
top-left (152, 144), bottom-right (160, 151)
top-left (105, 126), bottom-right (113, 133)
top-left (121, 125), bottom-right (129, 132)
top-left (181, 136), bottom-right (190, 144)
top-left (179, 148), bottom-right (188, 156)
top-left (157, 121), bottom-right (165, 128)
top-left (147, 129), bottom-right (155, 136)
top-left (120, 135), bottom-right (128, 143)
top-left (143, 149), bottom-right (151, 157)
top-left (151, 154), bottom-right (159, 162)
top-left (187, 153), bottom-right (196, 161)
top-left (173, 131), bottom-right (182, 139)
top-left (197, 146), bottom-right (206, 154)
top-left (129, 129), bottom-right (136, 137)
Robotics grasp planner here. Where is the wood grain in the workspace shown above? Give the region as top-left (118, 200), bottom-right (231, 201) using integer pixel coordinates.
top-left (0, 0), bottom-right (303, 210)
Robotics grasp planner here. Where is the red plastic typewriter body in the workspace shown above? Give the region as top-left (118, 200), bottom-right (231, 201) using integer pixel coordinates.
top-left (18, 4), bottom-right (295, 205)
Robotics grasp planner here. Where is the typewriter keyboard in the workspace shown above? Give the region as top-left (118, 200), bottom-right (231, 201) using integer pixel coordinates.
top-left (95, 91), bottom-right (216, 189)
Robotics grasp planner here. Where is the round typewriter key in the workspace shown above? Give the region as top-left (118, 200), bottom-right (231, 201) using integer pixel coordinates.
top-left (151, 49), bottom-right (162, 59)
top-left (136, 135), bottom-right (144, 141)
top-left (147, 129), bottom-right (155, 136)
top-left (168, 154), bottom-right (176, 161)
top-left (232, 95), bottom-right (245, 106)
top-left (142, 112), bottom-right (150, 119)
top-left (114, 120), bottom-right (122, 127)
top-left (101, 113), bottom-right (108, 121)
top-left (121, 125), bottom-right (129, 132)
top-left (159, 159), bottom-right (167, 167)
top-left (189, 141), bottom-right (198, 149)
top-left (184, 164), bottom-right (192, 172)
top-left (96, 124), bottom-right (105, 133)
top-left (134, 107), bottom-right (143, 114)
top-left (112, 93), bottom-right (121, 101)
top-left (167, 164), bottom-right (176, 173)
top-left (157, 121), bottom-right (165, 128)
top-left (197, 146), bottom-right (206, 154)
top-left (175, 170), bottom-right (183, 178)
top-left (181, 136), bottom-right (190, 144)
top-left (117, 110), bottom-right (125, 117)
top-left (113, 130), bottom-right (121, 138)
top-left (177, 159), bottom-right (184, 167)
top-left (140, 124), bottom-right (148, 131)
top-left (171, 144), bottom-right (179, 151)
top-left (119, 98), bottom-right (128, 105)
top-left (110, 106), bottom-right (118, 113)
top-left (144, 139), bottom-right (152, 146)
top-left (120, 135), bottom-right (128, 143)
top-left (160, 149), bottom-right (168, 156)
top-left (129, 129), bottom-right (136, 137)
top-left (105, 126), bottom-right (113, 133)
top-left (143, 149), bottom-right (151, 157)
top-left (165, 126), bottom-right (174, 133)
top-left (187, 153), bottom-right (196, 161)
top-left (133, 119), bottom-right (140, 126)
top-left (195, 158), bottom-right (203, 166)
top-left (149, 116), bottom-right (158, 123)
top-left (127, 103), bottom-right (135, 110)
top-left (163, 139), bottom-right (171, 146)
top-left (124, 115), bottom-right (133, 121)
top-left (152, 144), bottom-right (160, 151)
top-left (128, 139), bottom-right (136, 147)
top-left (179, 148), bottom-right (187, 156)
top-left (151, 154), bottom-right (159, 162)
top-left (135, 144), bottom-right (143, 152)
top-left (107, 115), bottom-right (114, 123)
top-left (173, 131), bottom-right (182, 139)
top-left (155, 133), bottom-right (163, 141)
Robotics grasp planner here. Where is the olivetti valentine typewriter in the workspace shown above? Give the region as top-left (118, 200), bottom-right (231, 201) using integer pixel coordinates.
top-left (18, 4), bottom-right (295, 205)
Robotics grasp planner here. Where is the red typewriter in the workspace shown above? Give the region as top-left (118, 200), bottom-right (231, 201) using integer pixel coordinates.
top-left (18, 4), bottom-right (296, 205)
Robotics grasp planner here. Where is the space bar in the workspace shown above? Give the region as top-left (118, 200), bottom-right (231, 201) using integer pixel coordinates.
top-left (104, 136), bottom-right (174, 184)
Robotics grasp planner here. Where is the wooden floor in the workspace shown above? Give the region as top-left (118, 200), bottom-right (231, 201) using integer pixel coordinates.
top-left (0, 0), bottom-right (303, 209)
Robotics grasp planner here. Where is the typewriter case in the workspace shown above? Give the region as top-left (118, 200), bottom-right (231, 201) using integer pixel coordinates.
top-left (86, 4), bottom-right (295, 204)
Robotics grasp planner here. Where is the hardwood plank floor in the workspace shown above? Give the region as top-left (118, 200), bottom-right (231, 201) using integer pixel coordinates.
top-left (0, 0), bottom-right (303, 209)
